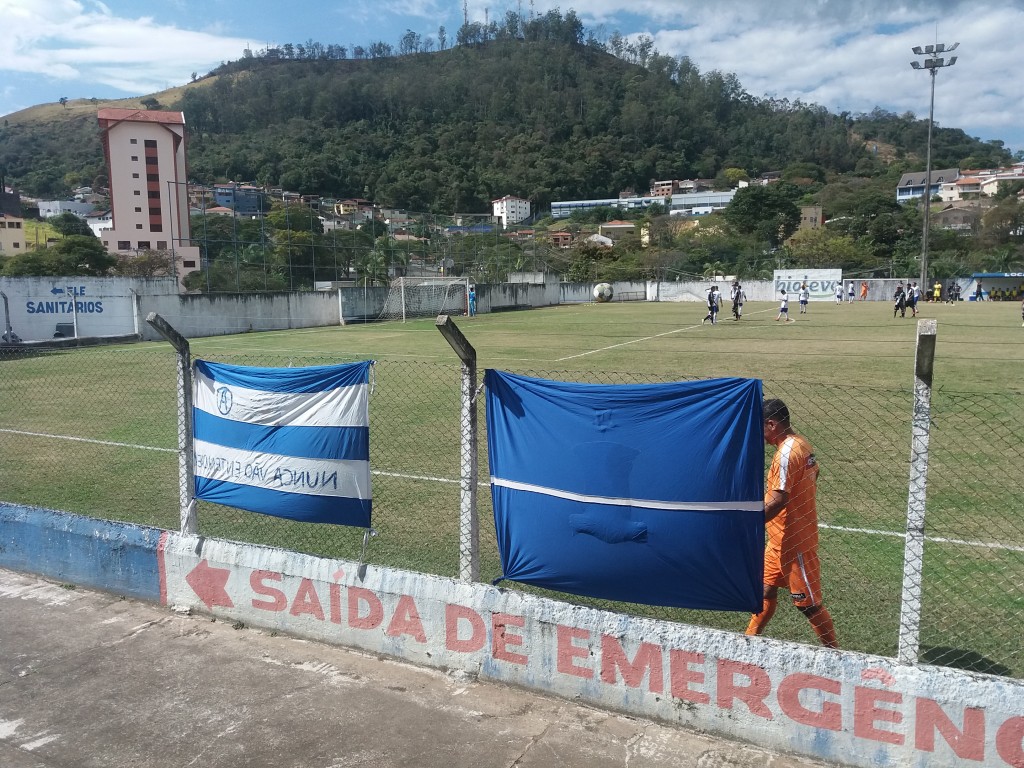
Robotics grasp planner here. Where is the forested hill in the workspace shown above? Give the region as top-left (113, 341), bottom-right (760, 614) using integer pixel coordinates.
top-left (0, 36), bottom-right (1013, 209)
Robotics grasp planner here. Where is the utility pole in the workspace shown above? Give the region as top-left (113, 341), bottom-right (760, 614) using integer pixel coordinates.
top-left (911, 42), bottom-right (958, 288)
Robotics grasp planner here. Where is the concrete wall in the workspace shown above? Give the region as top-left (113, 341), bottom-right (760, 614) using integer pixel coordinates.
top-left (653, 280), bottom-right (778, 303)
top-left (559, 281), bottom-right (648, 304)
top-left (0, 277), bottom-right (396, 342)
top-left (0, 275), bottom-right (984, 345)
top-left (2, 502), bottom-right (1022, 768)
top-left (139, 291), bottom-right (342, 340)
top-left (1, 276), bottom-right (177, 341)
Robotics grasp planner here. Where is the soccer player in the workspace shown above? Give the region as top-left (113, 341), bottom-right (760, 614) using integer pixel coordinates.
top-left (847, 281), bottom-right (855, 304)
top-left (798, 283), bottom-right (810, 314)
top-left (834, 283), bottom-right (843, 304)
top-left (933, 280), bottom-right (942, 303)
top-left (746, 399), bottom-right (838, 648)
top-left (775, 289), bottom-right (792, 322)
top-left (702, 285), bottom-right (720, 325)
top-left (893, 283), bottom-right (907, 318)
top-left (730, 281), bottom-right (746, 320)
top-left (468, 286), bottom-right (477, 316)
top-left (860, 281), bottom-right (868, 301)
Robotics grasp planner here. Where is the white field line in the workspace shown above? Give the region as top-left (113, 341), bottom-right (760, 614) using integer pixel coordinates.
top-left (556, 307), bottom-right (774, 362)
top-left (820, 523), bottom-right (1024, 553)
top-left (6, 428), bottom-right (1019, 554)
top-left (0, 428), bottom-right (176, 453)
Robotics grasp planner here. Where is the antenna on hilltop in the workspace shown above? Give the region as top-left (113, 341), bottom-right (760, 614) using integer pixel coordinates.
top-left (463, 0), bottom-right (468, 27)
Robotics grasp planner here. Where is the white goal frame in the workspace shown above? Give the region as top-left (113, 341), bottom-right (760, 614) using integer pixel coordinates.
top-left (378, 276), bottom-right (471, 322)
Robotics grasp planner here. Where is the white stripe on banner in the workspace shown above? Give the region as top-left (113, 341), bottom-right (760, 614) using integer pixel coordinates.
top-left (491, 477), bottom-right (763, 512)
top-left (194, 440), bottom-right (371, 499)
top-left (194, 369), bottom-right (367, 428)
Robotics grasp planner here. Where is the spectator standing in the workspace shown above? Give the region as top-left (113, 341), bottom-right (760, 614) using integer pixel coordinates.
top-left (745, 399), bottom-right (838, 648)
top-left (976, 282), bottom-right (985, 301)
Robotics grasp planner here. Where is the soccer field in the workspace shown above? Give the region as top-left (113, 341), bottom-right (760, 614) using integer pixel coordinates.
top-left (1, 298), bottom-right (1022, 675)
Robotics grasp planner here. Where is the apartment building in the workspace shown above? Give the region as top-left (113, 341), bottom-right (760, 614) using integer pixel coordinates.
top-left (492, 195), bottom-right (531, 229)
top-left (0, 213), bottom-right (26, 254)
top-left (0, 183), bottom-right (27, 254)
top-left (96, 108), bottom-right (200, 286)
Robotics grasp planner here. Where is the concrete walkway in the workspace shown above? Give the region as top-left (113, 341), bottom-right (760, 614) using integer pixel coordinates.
top-left (0, 568), bottom-right (836, 768)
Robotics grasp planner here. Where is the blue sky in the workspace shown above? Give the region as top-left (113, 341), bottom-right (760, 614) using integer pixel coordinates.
top-left (2, 0), bottom-right (1022, 156)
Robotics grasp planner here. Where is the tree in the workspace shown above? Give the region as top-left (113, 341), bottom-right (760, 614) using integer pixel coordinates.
top-left (111, 249), bottom-right (174, 277)
top-left (723, 168), bottom-right (749, 185)
top-left (2, 236), bottom-right (114, 276)
top-left (49, 236), bottom-right (117, 275)
top-left (265, 204), bottom-right (323, 234)
top-left (140, 97), bottom-right (160, 110)
top-left (355, 240), bottom-right (389, 285)
top-left (58, 97), bottom-right (68, 109)
top-left (785, 228), bottom-right (869, 271)
top-left (724, 185), bottom-right (801, 248)
top-left (702, 260), bottom-right (726, 279)
top-left (50, 212), bottom-right (94, 238)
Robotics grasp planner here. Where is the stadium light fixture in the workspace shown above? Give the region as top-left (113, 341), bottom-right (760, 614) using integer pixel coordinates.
top-left (911, 41), bottom-right (959, 287)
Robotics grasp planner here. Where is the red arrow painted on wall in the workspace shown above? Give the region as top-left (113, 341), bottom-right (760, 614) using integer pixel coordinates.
top-left (185, 559), bottom-right (235, 609)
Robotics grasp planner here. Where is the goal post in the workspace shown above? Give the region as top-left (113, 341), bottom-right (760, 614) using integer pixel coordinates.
top-left (378, 276), bottom-right (471, 322)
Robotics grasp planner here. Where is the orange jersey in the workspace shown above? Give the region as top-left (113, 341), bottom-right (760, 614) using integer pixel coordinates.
top-left (765, 433), bottom-right (819, 563)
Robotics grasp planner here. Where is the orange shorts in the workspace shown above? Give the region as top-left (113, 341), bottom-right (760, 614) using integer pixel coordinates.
top-left (764, 550), bottom-right (823, 609)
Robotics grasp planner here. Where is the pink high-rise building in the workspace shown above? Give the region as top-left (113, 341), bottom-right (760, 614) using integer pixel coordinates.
top-left (97, 108), bottom-right (200, 287)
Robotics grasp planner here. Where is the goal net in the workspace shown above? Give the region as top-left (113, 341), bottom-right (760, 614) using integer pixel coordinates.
top-left (378, 277), bottom-right (470, 322)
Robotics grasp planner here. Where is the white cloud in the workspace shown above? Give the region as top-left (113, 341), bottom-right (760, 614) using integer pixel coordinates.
top-left (556, 0), bottom-right (1023, 150)
top-left (1, 0), bottom-right (1019, 152)
top-left (0, 0), bottom-right (249, 93)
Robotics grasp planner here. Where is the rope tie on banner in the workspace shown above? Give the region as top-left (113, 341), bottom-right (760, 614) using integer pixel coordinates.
top-left (469, 381), bottom-right (485, 405)
top-left (369, 361), bottom-right (377, 395)
top-left (359, 527), bottom-right (377, 564)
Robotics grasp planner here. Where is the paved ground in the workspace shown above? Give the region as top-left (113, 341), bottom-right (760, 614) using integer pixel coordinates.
top-left (0, 567), bottom-right (837, 768)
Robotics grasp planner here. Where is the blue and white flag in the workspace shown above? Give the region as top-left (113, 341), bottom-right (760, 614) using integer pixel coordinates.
top-left (193, 360), bottom-right (373, 527)
top-left (485, 371), bottom-right (764, 611)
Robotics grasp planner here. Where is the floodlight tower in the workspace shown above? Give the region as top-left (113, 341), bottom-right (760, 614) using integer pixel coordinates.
top-left (910, 42), bottom-right (958, 288)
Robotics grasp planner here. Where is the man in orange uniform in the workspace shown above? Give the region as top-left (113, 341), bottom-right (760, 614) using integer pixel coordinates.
top-left (746, 399), bottom-right (838, 647)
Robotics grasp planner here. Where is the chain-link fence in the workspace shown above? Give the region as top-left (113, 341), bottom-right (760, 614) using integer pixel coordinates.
top-left (1, 336), bottom-right (1021, 679)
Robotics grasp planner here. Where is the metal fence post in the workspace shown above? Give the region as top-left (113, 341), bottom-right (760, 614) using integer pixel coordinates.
top-left (146, 312), bottom-right (198, 535)
top-left (898, 318), bottom-right (937, 664)
top-left (435, 314), bottom-right (479, 581)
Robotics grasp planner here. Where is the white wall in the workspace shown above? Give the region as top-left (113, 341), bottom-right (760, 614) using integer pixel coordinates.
top-left (160, 533), bottom-right (1024, 768)
top-left (0, 276), bottom-right (177, 341)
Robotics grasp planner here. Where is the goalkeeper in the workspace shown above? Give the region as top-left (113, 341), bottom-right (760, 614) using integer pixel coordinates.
top-left (746, 399), bottom-right (838, 648)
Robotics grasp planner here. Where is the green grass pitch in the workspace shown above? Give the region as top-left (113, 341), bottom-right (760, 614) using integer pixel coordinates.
top-left (1, 297), bottom-right (1021, 674)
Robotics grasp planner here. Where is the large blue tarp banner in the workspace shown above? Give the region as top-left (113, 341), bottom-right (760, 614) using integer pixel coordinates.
top-left (192, 360), bottom-right (373, 527)
top-left (485, 371), bottom-right (764, 611)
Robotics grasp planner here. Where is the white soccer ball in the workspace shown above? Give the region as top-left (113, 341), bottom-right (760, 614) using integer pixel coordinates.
top-left (593, 282), bottom-right (614, 303)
